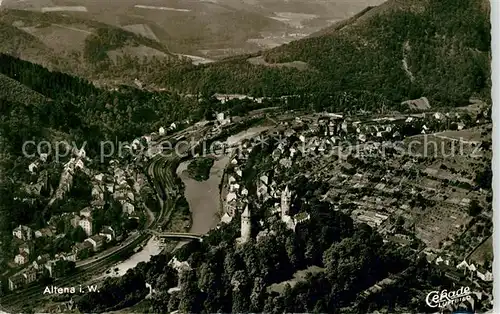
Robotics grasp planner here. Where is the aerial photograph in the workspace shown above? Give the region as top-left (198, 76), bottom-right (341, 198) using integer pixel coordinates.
top-left (0, 0), bottom-right (493, 313)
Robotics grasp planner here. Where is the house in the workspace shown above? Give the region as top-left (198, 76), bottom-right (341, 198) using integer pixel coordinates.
top-left (28, 162), bottom-right (38, 174)
top-left (99, 226), bottom-right (115, 241)
top-left (19, 242), bottom-right (32, 255)
top-left (71, 215), bottom-right (81, 228)
top-left (72, 241), bottom-right (93, 259)
top-left (159, 127), bottom-right (166, 135)
top-left (256, 184), bottom-right (268, 199)
top-left (35, 228), bottom-right (53, 238)
top-left (434, 112), bottom-right (444, 120)
top-left (229, 183), bottom-right (240, 192)
top-left (477, 269), bottom-right (493, 282)
top-left (456, 260), bottom-right (469, 271)
top-left (75, 159), bottom-right (84, 170)
top-left (80, 207), bottom-right (93, 218)
top-left (226, 192), bottom-right (237, 203)
top-left (85, 235), bottom-right (105, 251)
top-left (220, 213), bottom-right (233, 224)
top-left (44, 260), bottom-right (59, 277)
top-left (22, 267), bottom-right (37, 284)
top-left (122, 202), bottom-right (135, 215)
top-left (91, 186), bottom-right (103, 200)
top-left (60, 253), bottom-right (76, 262)
top-left (79, 217), bottom-right (93, 236)
top-left (127, 192), bottom-right (135, 202)
top-left (8, 274), bottom-right (25, 291)
top-left (15, 252), bottom-right (29, 265)
top-left (168, 257), bottom-right (191, 273)
top-left (33, 255), bottom-right (49, 270)
top-left (13, 225), bottom-right (32, 241)
top-left (94, 173), bottom-right (104, 182)
top-left (260, 175), bottom-right (269, 186)
top-left (91, 199), bottom-right (106, 208)
top-left (40, 153), bottom-right (48, 162)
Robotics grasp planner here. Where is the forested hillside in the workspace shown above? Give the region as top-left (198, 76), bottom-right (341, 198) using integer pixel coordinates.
top-left (0, 73), bottom-right (46, 104)
top-left (0, 10), bottom-right (183, 80)
top-left (153, 0), bottom-right (490, 106)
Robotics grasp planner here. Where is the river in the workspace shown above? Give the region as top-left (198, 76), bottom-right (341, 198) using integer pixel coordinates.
top-left (98, 125), bottom-right (270, 278)
top-left (176, 155), bottom-right (229, 234)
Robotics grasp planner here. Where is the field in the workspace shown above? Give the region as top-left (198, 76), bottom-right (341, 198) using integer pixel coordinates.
top-left (122, 23), bottom-right (159, 41)
top-left (40, 6), bottom-right (87, 12)
top-left (468, 235), bottom-right (493, 266)
top-left (19, 24), bottom-right (91, 53)
top-left (247, 55), bottom-right (309, 70)
top-left (107, 45), bottom-right (168, 64)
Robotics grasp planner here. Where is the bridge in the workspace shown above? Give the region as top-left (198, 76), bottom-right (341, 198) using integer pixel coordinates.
top-left (146, 229), bottom-right (203, 241)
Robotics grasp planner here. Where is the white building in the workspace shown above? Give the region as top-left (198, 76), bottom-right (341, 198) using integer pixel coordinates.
top-left (14, 252), bottom-right (29, 265)
top-left (79, 217), bottom-right (93, 236)
top-left (122, 202), bottom-right (135, 215)
top-left (13, 225), bottom-right (32, 241)
top-left (80, 207), bottom-right (93, 218)
top-left (28, 162), bottom-right (38, 174)
top-left (85, 235), bottom-right (105, 251)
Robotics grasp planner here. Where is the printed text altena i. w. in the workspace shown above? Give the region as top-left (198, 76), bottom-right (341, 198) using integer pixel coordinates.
top-left (43, 285), bottom-right (99, 294)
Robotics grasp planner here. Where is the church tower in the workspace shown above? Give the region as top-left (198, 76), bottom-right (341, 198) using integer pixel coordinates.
top-left (238, 204), bottom-right (251, 244)
top-left (281, 185), bottom-right (291, 217)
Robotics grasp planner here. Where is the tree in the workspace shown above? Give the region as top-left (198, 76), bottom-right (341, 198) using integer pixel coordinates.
top-left (475, 167), bottom-right (492, 189)
top-left (468, 199), bottom-right (482, 216)
top-left (71, 226), bottom-right (87, 243)
top-left (54, 260), bottom-right (76, 277)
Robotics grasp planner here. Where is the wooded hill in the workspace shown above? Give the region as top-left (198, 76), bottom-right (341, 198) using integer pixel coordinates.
top-left (0, 9), bottom-right (183, 80)
top-left (153, 0), bottom-right (490, 106)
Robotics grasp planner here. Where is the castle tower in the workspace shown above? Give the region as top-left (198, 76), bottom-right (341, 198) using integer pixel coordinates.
top-left (281, 185), bottom-right (291, 217)
top-left (239, 204), bottom-right (251, 244)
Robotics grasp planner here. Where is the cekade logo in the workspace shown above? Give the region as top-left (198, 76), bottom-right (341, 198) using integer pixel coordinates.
top-left (426, 286), bottom-right (472, 308)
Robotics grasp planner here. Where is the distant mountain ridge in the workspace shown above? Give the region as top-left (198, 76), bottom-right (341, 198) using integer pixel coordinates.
top-left (0, 0), bottom-right (491, 107)
top-left (0, 9), bottom-right (180, 80)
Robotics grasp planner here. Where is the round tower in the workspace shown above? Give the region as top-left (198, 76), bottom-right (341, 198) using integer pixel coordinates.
top-left (281, 185), bottom-right (291, 217)
top-left (240, 204), bottom-right (251, 244)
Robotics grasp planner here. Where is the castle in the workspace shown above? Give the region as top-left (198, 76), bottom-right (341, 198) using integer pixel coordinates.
top-left (280, 185), bottom-right (310, 231)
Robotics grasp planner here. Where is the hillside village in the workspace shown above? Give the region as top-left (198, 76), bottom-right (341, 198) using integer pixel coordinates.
top-left (5, 145), bottom-right (152, 291)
